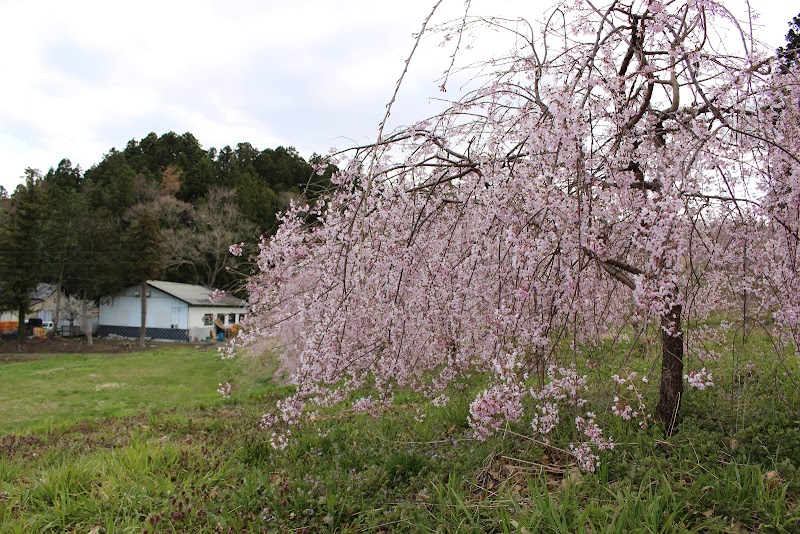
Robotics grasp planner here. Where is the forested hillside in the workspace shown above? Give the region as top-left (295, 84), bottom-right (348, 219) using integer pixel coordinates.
top-left (0, 132), bottom-right (334, 326)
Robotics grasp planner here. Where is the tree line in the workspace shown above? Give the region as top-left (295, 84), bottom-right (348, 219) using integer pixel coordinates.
top-left (0, 131), bottom-right (333, 342)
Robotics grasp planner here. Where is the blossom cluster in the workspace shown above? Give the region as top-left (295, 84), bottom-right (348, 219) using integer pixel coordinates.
top-left (469, 352), bottom-right (527, 440)
top-left (610, 371), bottom-right (652, 429)
top-left (258, 397), bottom-right (307, 450)
top-left (572, 413), bottom-right (614, 472)
top-left (530, 366), bottom-right (588, 433)
top-left (351, 396), bottom-right (379, 417)
top-left (228, 243), bottom-right (243, 257)
top-left (469, 380), bottom-right (526, 441)
top-left (217, 382), bottom-right (232, 399)
top-left (530, 366), bottom-right (613, 471)
top-left (685, 368), bottom-right (714, 390)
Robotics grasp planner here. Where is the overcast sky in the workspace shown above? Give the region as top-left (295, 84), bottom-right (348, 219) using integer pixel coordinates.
top-left (0, 0), bottom-right (791, 193)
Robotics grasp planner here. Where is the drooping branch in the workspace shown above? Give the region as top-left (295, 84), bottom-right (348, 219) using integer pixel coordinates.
top-left (242, 0), bottom-right (800, 457)
top-left (581, 247), bottom-right (642, 290)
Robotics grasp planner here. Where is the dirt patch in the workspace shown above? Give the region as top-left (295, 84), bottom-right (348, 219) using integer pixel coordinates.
top-left (95, 383), bottom-right (125, 391)
top-left (0, 336), bottom-right (211, 358)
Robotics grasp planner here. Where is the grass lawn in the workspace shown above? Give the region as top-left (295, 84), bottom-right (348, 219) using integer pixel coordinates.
top-left (1, 337), bottom-right (799, 532)
top-left (0, 344), bottom-right (245, 434)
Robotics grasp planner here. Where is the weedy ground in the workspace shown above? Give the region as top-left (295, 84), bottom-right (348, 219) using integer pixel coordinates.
top-left (0, 334), bottom-right (799, 533)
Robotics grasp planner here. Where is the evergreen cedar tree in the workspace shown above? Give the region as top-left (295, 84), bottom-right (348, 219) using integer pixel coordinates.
top-left (236, 0), bottom-right (800, 467)
top-left (0, 170), bottom-right (47, 342)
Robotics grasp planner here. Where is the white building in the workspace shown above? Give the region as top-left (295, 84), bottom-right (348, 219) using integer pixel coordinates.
top-left (98, 280), bottom-right (246, 342)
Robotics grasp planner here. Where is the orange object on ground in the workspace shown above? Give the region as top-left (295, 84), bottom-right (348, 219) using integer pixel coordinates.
top-left (0, 321), bottom-right (19, 334)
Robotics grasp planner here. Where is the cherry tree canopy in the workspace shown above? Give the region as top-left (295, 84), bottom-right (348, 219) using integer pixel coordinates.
top-left (236, 0), bottom-right (800, 454)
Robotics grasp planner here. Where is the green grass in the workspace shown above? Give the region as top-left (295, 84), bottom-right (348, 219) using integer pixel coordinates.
top-left (0, 335), bottom-right (799, 532)
top-left (0, 345), bottom-right (256, 434)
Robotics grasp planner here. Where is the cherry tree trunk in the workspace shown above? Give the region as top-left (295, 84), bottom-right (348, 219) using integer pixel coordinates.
top-left (656, 304), bottom-right (684, 435)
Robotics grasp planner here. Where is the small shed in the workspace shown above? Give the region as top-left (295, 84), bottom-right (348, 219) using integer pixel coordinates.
top-left (0, 283), bottom-right (59, 322)
top-left (0, 283), bottom-right (99, 334)
top-left (97, 280), bottom-right (246, 342)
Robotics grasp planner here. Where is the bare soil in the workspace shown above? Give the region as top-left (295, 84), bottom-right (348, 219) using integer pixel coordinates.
top-left (0, 336), bottom-right (216, 358)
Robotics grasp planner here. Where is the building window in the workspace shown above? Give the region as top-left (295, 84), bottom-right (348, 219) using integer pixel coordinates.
top-left (228, 313), bottom-right (236, 324)
top-left (238, 314), bottom-right (246, 323)
top-left (217, 313), bottom-right (225, 324)
top-left (203, 314), bottom-right (213, 326)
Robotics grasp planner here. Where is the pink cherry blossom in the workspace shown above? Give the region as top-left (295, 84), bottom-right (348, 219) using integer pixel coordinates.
top-left (685, 368), bottom-right (715, 390)
top-left (232, 0), bottom-right (800, 462)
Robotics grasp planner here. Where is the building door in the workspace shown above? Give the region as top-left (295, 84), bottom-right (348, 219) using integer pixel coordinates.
top-left (171, 307), bottom-right (181, 329)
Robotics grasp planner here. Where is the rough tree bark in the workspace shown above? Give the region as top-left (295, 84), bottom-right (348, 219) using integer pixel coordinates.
top-left (656, 304), bottom-right (684, 435)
